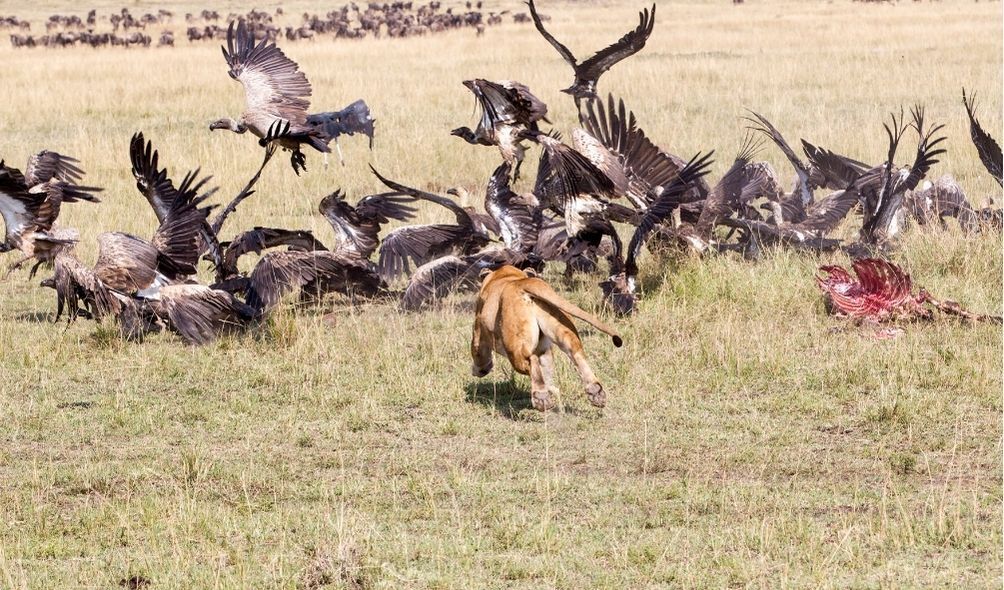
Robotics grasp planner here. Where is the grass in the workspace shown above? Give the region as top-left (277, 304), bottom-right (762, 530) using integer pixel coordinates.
top-left (0, 0), bottom-right (1002, 587)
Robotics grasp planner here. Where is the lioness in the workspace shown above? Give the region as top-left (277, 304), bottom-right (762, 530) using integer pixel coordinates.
top-left (471, 265), bottom-right (623, 410)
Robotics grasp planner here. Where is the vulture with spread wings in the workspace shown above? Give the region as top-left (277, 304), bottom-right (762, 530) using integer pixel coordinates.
top-left (452, 79), bottom-right (549, 180)
top-left (600, 152), bottom-right (714, 315)
top-left (370, 166), bottom-right (492, 281)
top-left (210, 19), bottom-right (375, 174)
top-left (577, 94), bottom-right (709, 209)
top-left (528, 0), bottom-right (655, 109)
top-left (0, 151), bottom-right (101, 275)
top-left (318, 188), bottom-right (417, 261)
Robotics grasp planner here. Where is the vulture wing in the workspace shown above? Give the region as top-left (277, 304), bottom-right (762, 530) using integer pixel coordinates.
top-left (223, 19), bottom-right (312, 129)
top-left (93, 232), bottom-right (159, 293)
top-left (527, 0), bottom-right (578, 67)
top-left (576, 5), bottom-right (656, 82)
top-left (745, 110), bottom-right (813, 204)
top-left (155, 284), bottom-right (255, 345)
top-left (962, 89), bottom-right (1003, 185)
top-left (400, 255), bottom-right (476, 311)
top-left (696, 137), bottom-right (762, 240)
top-left (625, 151), bottom-right (714, 275)
top-left (377, 224), bottom-right (468, 281)
top-left (24, 151), bottom-right (85, 187)
top-left (370, 166), bottom-right (474, 228)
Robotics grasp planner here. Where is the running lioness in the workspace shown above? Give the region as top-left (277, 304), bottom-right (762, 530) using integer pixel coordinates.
top-left (471, 265), bottom-right (623, 410)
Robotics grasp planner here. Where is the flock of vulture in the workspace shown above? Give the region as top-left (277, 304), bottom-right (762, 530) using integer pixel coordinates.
top-left (2, 1), bottom-right (1001, 345)
top-left (5, 2), bottom-right (524, 49)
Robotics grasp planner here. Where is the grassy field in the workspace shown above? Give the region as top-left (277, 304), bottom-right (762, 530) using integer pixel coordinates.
top-left (1, 0), bottom-right (1002, 588)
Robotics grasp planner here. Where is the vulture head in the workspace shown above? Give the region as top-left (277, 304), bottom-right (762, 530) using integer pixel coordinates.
top-left (209, 118), bottom-right (247, 134)
top-left (600, 272), bottom-right (636, 316)
top-left (450, 127), bottom-right (491, 146)
top-left (561, 82), bottom-right (597, 101)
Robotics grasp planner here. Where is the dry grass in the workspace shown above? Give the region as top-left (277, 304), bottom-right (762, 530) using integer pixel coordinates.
top-left (0, 0), bottom-right (1001, 588)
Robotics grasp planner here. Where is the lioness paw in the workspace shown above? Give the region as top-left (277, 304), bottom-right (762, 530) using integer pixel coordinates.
top-left (585, 383), bottom-right (606, 408)
top-left (531, 389), bottom-right (556, 411)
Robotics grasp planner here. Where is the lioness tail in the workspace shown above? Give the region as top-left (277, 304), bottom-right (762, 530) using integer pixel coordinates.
top-left (520, 279), bottom-right (624, 347)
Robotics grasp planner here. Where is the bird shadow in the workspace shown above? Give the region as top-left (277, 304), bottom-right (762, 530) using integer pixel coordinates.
top-left (13, 311), bottom-right (52, 324)
top-left (464, 379), bottom-right (535, 420)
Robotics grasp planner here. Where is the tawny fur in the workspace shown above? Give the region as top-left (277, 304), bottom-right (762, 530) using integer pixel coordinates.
top-left (471, 265), bottom-right (622, 411)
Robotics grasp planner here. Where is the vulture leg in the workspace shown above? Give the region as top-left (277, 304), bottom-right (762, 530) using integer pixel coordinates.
top-left (333, 138), bottom-right (345, 167)
top-left (28, 259), bottom-right (46, 279)
top-left (290, 148), bottom-right (307, 176)
top-left (4, 255), bottom-right (31, 278)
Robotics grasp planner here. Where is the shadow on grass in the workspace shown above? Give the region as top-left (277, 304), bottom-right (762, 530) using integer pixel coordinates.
top-left (13, 311), bottom-right (52, 323)
top-left (464, 379), bottom-right (534, 420)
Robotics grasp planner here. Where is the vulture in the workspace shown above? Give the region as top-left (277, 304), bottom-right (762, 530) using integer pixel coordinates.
top-left (522, 129), bottom-right (636, 274)
top-left (0, 152), bottom-right (101, 275)
top-left (577, 94), bottom-right (709, 210)
top-left (600, 152), bottom-right (714, 315)
top-left (318, 188), bottom-right (417, 260)
top-left (528, 0), bottom-right (655, 109)
top-left (962, 88), bottom-right (1003, 186)
top-left (243, 249), bottom-right (384, 315)
top-left (451, 79), bottom-right (549, 180)
top-left (668, 135), bottom-right (768, 254)
top-left (209, 19), bottom-right (375, 174)
top-left (370, 166), bottom-right (492, 281)
top-left (858, 107), bottom-right (946, 245)
top-left (744, 110), bottom-right (816, 209)
top-left (723, 185), bottom-right (860, 254)
top-left (42, 165), bottom-right (230, 344)
top-left (400, 249), bottom-right (539, 311)
top-left (116, 284), bottom-right (256, 345)
top-left (799, 107), bottom-right (945, 246)
top-left (130, 132), bottom-right (222, 271)
top-left (216, 226), bottom-right (328, 281)
top-left (482, 162), bottom-right (542, 255)
top-left (903, 174), bottom-right (979, 232)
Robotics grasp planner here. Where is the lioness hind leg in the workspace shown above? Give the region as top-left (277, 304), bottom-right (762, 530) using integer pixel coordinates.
top-left (551, 326), bottom-right (606, 408)
top-left (529, 353), bottom-right (556, 411)
top-left (536, 346), bottom-right (561, 400)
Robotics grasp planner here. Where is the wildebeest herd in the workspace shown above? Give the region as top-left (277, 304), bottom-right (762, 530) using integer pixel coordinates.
top-left (5, 2), bottom-right (527, 49)
top-left (1, 1), bottom-right (1000, 367)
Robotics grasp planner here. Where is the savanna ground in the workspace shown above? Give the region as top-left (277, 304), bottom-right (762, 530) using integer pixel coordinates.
top-left (0, 0), bottom-right (1002, 587)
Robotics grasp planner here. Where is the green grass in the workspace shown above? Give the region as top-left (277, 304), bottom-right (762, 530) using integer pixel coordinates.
top-left (0, 0), bottom-right (1002, 587)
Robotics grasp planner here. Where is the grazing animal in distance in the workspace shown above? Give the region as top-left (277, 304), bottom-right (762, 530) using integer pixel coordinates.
top-left (471, 265), bottom-right (623, 411)
top-left (527, 0), bottom-right (655, 110)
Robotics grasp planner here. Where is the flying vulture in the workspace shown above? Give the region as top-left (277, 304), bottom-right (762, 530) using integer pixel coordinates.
top-left (209, 19), bottom-right (375, 174)
top-left (528, 0), bottom-right (655, 110)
